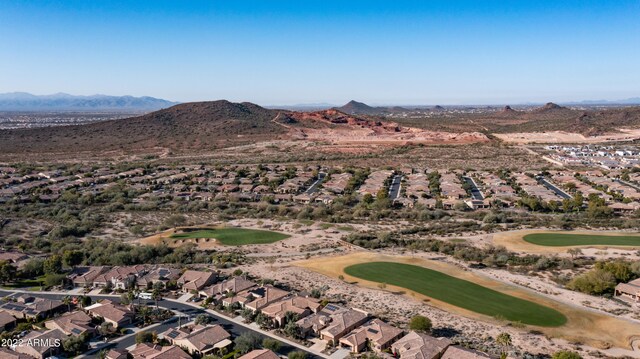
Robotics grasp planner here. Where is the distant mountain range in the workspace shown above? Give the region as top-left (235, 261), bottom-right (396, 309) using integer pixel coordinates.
top-left (564, 97), bottom-right (640, 105)
top-left (334, 100), bottom-right (411, 115)
top-left (0, 92), bottom-right (178, 111)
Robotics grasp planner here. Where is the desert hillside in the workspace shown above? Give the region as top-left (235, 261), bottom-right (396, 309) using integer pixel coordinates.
top-left (0, 100), bottom-right (285, 154)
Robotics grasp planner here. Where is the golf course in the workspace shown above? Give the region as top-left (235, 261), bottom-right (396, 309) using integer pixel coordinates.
top-left (170, 227), bottom-right (290, 245)
top-left (492, 229), bottom-right (640, 253)
top-left (523, 232), bottom-right (640, 247)
top-left (297, 252), bottom-right (640, 349)
top-left (344, 261), bottom-right (567, 327)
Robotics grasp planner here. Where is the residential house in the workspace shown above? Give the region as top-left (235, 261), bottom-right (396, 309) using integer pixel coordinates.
top-left (0, 251), bottom-right (29, 264)
top-left (261, 296), bottom-right (322, 327)
top-left (339, 319), bottom-right (404, 353)
top-left (239, 349), bottom-right (280, 359)
top-left (199, 277), bottom-right (256, 299)
top-left (177, 270), bottom-right (218, 293)
top-left (319, 307), bottom-right (369, 344)
top-left (14, 329), bottom-right (66, 359)
top-left (92, 265), bottom-right (147, 290)
top-left (392, 331), bottom-right (452, 359)
top-left (0, 348), bottom-right (35, 359)
top-left (85, 300), bottom-right (134, 328)
top-left (68, 266), bottom-right (110, 288)
top-left (129, 343), bottom-right (192, 359)
top-left (105, 348), bottom-right (129, 359)
top-left (244, 286), bottom-right (289, 312)
top-left (609, 202), bottom-right (640, 214)
top-left (0, 294), bottom-right (65, 320)
top-left (44, 310), bottom-right (94, 336)
top-left (221, 290), bottom-right (256, 308)
top-left (160, 324), bottom-right (232, 356)
top-left (137, 267), bottom-right (181, 290)
top-left (615, 278), bottom-right (640, 302)
top-left (0, 310), bottom-right (16, 331)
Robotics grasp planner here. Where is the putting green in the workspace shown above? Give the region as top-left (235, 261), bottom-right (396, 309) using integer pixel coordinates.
top-left (523, 233), bottom-right (640, 247)
top-left (344, 262), bottom-right (567, 327)
top-left (170, 228), bottom-right (289, 246)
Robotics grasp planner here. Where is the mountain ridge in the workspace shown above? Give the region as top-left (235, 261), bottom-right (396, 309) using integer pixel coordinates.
top-left (0, 92), bottom-right (178, 111)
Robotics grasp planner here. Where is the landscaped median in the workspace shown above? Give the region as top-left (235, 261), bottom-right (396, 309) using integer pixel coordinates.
top-left (344, 261), bottom-right (566, 327)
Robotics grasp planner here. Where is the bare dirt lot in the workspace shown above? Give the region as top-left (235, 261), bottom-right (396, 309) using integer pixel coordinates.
top-left (494, 129), bottom-right (640, 144)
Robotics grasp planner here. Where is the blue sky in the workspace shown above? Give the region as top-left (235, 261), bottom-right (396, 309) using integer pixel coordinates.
top-left (1, 0), bottom-right (639, 105)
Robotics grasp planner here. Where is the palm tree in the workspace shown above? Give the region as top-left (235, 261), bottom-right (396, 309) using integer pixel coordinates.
top-left (62, 295), bottom-right (72, 312)
top-left (138, 305), bottom-right (152, 325)
top-left (152, 288), bottom-right (161, 310)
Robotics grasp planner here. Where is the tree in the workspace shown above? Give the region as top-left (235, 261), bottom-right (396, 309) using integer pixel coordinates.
top-left (63, 335), bottom-right (88, 355)
top-left (120, 293), bottom-right (132, 305)
top-left (79, 295), bottom-right (92, 308)
top-left (164, 214), bottom-right (187, 228)
top-left (288, 351), bottom-right (308, 359)
top-left (62, 295), bottom-right (72, 312)
top-left (152, 288), bottom-right (161, 309)
top-left (496, 332), bottom-right (512, 356)
top-left (135, 331), bottom-right (156, 344)
top-left (62, 250), bottom-right (84, 267)
top-left (241, 308), bottom-right (256, 322)
top-left (552, 350), bottom-right (582, 359)
top-left (572, 192), bottom-right (584, 211)
top-left (567, 248), bottom-right (583, 259)
top-left (137, 306), bottom-right (152, 325)
top-left (195, 314), bottom-right (214, 325)
top-left (255, 312), bottom-right (270, 329)
top-left (283, 320), bottom-right (301, 339)
top-left (567, 269), bottom-right (617, 295)
top-left (43, 273), bottom-right (67, 287)
top-left (43, 255), bottom-right (63, 275)
top-left (98, 322), bottom-right (113, 337)
top-left (409, 315), bottom-right (432, 333)
top-left (234, 332), bottom-right (261, 354)
top-left (20, 258), bottom-right (44, 278)
top-left (262, 338), bottom-right (282, 352)
top-left (0, 260), bottom-right (17, 285)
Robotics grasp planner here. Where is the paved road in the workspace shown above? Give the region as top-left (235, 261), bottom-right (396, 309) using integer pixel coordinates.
top-left (615, 178), bottom-right (640, 192)
top-left (305, 172), bottom-right (327, 194)
top-left (462, 176), bottom-right (484, 200)
top-left (537, 177), bottom-right (572, 200)
top-left (0, 290), bottom-right (327, 359)
top-left (388, 175), bottom-right (402, 199)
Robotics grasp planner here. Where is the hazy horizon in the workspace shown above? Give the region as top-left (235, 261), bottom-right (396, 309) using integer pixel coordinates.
top-left (1, 1), bottom-right (639, 105)
top-left (1, 91), bottom-right (639, 108)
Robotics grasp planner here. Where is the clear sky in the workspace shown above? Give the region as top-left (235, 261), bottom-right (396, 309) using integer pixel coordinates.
top-left (1, 0), bottom-right (639, 105)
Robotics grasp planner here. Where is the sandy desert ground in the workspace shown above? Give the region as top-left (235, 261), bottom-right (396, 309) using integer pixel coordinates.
top-left (494, 128), bottom-right (640, 144)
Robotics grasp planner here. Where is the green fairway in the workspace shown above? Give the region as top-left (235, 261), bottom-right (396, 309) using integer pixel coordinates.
top-left (523, 233), bottom-right (640, 247)
top-left (344, 262), bottom-right (567, 327)
top-left (170, 228), bottom-right (290, 245)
